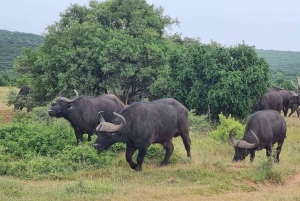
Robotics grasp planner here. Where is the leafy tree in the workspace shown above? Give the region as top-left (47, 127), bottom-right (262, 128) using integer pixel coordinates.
top-left (13, 0), bottom-right (177, 104)
top-left (151, 37), bottom-right (270, 120)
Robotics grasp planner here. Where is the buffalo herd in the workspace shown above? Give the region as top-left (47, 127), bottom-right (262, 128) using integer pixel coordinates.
top-left (47, 87), bottom-right (299, 170)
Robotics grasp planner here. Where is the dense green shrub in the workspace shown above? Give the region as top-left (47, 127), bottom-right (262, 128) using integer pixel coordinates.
top-left (0, 75), bottom-right (8, 86)
top-left (188, 110), bottom-right (212, 133)
top-left (208, 113), bottom-right (245, 142)
top-left (0, 107), bottom-right (130, 179)
top-left (0, 106), bottom-right (213, 179)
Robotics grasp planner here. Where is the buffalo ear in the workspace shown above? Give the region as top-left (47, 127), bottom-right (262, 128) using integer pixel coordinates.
top-left (66, 103), bottom-right (73, 110)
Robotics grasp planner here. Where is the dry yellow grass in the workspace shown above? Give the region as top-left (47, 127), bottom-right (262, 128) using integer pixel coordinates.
top-left (0, 86), bottom-right (16, 124)
top-left (0, 86), bottom-right (300, 201)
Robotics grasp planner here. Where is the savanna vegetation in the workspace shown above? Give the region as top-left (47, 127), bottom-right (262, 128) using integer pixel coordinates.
top-left (1, 0), bottom-right (300, 200)
top-left (1, 87), bottom-right (300, 200)
top-left (11, 0), bottom-right (270, 121)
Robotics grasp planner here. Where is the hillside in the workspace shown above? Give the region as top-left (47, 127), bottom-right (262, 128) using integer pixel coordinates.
top-left (0, 29), bottom-right (299, 85)
top-left (256, 49), bottom-right (300, 84)
top-left (0, 29), bottom-right (43, 75)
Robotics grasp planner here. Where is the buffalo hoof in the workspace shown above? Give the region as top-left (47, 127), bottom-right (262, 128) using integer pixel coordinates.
top-left (129, 163), bottom-right (140, 171)
top-left (159, 162), bottom-right (168, 167)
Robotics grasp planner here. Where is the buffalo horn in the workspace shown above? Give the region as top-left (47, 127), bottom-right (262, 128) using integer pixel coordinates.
top-left (98, 111), bottom-right (105, 123)
top-left (96, 112), bottom-right (126, 133)
top-left (59, 89), bottom-right (66, 97)
top-left (230, 129), bottom-right (259, 149)
top-left (58, 89), bottom-right (79, 103)
top-left (229, 128), bottom-right (239, 146)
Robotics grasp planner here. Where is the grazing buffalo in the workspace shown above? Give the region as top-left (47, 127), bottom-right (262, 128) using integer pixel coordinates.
top-left (14, 86), bottom-right (31, 111)
top-left (229, 109), bottom-right (287, 162)
top-left (93, 98), bottom-right (191, 171)
top-left (251, 91), bottom-right (283, 114)
top-left (48, 89), bottom-right (126, 145)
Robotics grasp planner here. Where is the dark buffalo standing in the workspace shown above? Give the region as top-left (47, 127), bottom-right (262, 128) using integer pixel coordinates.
top-left (290, 94), bottom-right (300, 110)
top-left (229, 109), bottom-right (287, 162)
top-left (93, 98), bottom-right (191, 171)
top-left (251, 91), bottom-right (283, 113)
top-left (48, 90), bottom-right (126, 145)
top-left (287, 91), bottom-right (299, 117)
top-left (276, 90), bottom-right (292, 117)
top-left (268, 87), bottom-right (297, 117)
top-left (14, 86), bottom-right (31, 110)
top-left (19, 86), bottom-right (30, 96)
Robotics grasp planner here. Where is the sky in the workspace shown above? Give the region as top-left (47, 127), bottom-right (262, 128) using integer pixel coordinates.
top-left (1, 0), bottom-right (300, 51)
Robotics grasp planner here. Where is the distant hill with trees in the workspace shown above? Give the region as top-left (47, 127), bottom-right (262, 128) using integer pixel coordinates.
top-left (0, 29), bottom-right (43, 75)
top-left (256, 49), bottom-right (300, 87)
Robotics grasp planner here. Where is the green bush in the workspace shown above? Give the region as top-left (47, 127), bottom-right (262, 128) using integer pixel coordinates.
top-left (0, 75), bottom-right (8, 86)
top-left (208, 113), bottom-right (245, 142)
top-left (0, 112), bottom-right (127, 179)
top-left (188, 110), bottom-right (211, 133)
top-left (5, 87), bottom-right (18, 107)
top-left (0, 107), bottom-right (205, 179)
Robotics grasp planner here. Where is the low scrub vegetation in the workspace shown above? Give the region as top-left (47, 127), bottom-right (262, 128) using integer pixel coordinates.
top-left (0, 104), bottom-right (300, 200)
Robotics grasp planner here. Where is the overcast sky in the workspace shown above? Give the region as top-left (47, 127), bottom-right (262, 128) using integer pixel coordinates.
top-left (1, 0), bottom-right (300, 51)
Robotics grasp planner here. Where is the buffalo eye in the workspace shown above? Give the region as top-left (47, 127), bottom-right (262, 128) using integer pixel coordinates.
top-left (99, 132), bottom-right (114, 138)
top-left (58, 100), bottom-right (67, 106)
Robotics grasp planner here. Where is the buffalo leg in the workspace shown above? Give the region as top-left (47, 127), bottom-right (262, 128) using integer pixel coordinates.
top-left (179, 127), bottom-right (191, 158)
top-left (125, 145), bottom-right (138, 170)
top-left (288, 104), bottom-right (298, 117)
top-left (160, 140), bottom-right (174, 166)
top-left (275, 139), bottom-right (285, 163)
top-left (288, 107), bottom-right (295, 117)
top-left (136, 147), bottom-right (148, 171)
top-left (181, 135), bottom-right (191, 157)
top-left (266, 146), bottom-right (272, 158)
top-left (87, 133), bottom-right (92, 141)
top-left (283, 108), bottom-right (288, 117)
top-left (250, 151), bottom-right (256, 162)
top-left (74, 129), bottom-right (83, 145)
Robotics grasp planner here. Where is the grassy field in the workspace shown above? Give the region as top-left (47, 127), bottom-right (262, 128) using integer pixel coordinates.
top-left (0, 87), bottom-right (300, 201)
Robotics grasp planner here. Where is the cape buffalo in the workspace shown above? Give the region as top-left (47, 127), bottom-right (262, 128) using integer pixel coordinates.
top-left (287, 91), bottom-right (299, 117)
top-left (14, 86), bottom-right (31, 111)
top-left (268, 87), bottom-right (296, 117)
top-left (229, 109), bottom-right (286, 162)
top-left (48, 89), bottom-right (126, 145)
top-left (93, 98), bottom-right (191, 171)
top-left (290, 94), bottom-right (300, 111)
top-left (251, 91), bottom-right (283, 114)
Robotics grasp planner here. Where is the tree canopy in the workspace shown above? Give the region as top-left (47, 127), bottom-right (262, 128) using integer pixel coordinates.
top-left (151, 37), bottom-right (270, 120)
top-left (13, 0), bottom-right (271, 120)
top-left (13, 0), bottom-right (176, 104)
